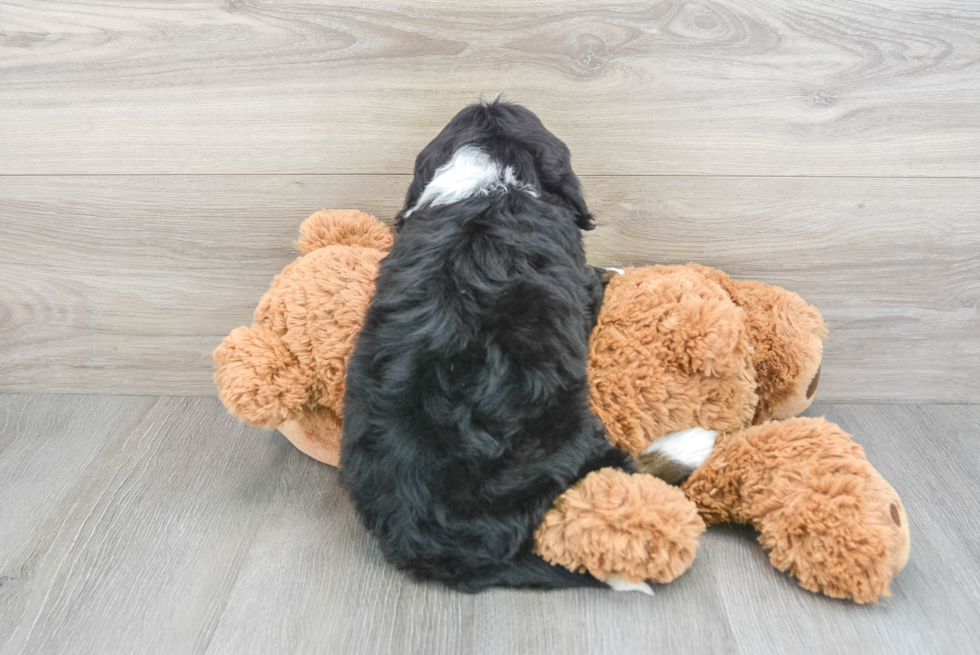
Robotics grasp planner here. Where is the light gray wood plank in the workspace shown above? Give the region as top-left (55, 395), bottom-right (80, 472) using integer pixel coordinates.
top-left (0, 395), bottom-right (287, 655)
top-left (0, 175), bottom-right (403, 396)
top-left (202, 447), bottom-right (476, 655)
top-left (212, 402), bottom-right (977, 655)
top-left (0, 395), bottom-right (158, 653)
top-left (706, 523), bottom-right (941, 655)
top-left (2, 175), bottom-right (977, 402)
top-left (0, 395), bottom-right (148, 586)
top-left (1, 397), bottom-right (978, 654)
top-left (585, 176), bottom-right (980, 404)
top-left (470, 541), bottom-right (737, 655)
top-left (1, 0), bottom-right (978, 176)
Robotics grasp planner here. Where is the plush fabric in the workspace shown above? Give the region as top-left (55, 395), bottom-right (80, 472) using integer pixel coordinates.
top-left (586, 264), bottom-right (908, 602)
top-left (534, 468), bottom-right (704, 583)
top-left (588, 265), bottom-right (758, 456)
top-left (686, 264), bottom-right (827, 421)
top-left (682, 417), bottom-right (910, 603)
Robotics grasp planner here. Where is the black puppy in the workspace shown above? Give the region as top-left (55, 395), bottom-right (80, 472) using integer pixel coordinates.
top-left (341, 100), bottom-right (632, 592)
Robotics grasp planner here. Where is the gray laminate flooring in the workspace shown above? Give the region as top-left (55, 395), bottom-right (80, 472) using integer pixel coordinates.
top-left (1, 395), bottom-right (977, 655)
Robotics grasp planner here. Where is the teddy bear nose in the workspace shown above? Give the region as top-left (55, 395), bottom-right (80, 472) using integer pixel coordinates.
top-left (806, 366), bottom-right (821, 399)
top-left (890, 502), bottom-right (901, 527)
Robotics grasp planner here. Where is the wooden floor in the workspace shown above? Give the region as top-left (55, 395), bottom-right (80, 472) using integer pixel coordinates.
top-left (0, 395), bottom-right (976, 655)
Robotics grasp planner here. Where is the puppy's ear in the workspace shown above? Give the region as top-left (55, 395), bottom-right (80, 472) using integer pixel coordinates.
top-left (560, 178), bottom-right (595, 231)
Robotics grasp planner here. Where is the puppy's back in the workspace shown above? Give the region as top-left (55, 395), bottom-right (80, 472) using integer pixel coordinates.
top-left (341, 192), bottom-right (630, 591)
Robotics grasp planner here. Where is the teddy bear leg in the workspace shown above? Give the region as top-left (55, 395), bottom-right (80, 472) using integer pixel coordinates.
top-left (534, 468), bottom-right (705, 590)
top-left (683, 417), bottom-right (910, 603)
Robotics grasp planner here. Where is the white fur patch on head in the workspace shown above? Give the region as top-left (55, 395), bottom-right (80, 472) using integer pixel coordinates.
top-left (403, 145), bottom-right (538, 217)
top-left (642, 427), bottom-right (717, 470)
top-left (606, 575), bottom-right (655, 596)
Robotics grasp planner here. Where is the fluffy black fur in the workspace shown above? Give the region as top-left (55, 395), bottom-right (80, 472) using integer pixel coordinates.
top-left (340, 101), bottom-right (633, 592)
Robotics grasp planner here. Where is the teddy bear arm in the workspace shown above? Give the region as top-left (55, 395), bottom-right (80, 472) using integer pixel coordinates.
top-left (534, 468), bottom-right (705, 585)
top-left (213, 325), bottom-right (313, 429)
top-left (679, 432), bottom-right (753, 525)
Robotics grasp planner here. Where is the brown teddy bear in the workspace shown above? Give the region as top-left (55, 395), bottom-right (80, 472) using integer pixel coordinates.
top-left (214, 209), bottom-right (909, 602)
top-left (585, 265), bottom-right (910, 602)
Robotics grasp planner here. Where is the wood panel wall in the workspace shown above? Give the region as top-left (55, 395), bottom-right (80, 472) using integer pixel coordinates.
top-left (1, 0), bottom-right (978, 401)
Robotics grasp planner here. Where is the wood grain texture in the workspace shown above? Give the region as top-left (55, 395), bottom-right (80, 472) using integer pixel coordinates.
top-left (1, 175), bottom-right (977, 402)
top-left (0, 395), bottom-right (288, 655)
top-left (713, 403), bottom-right (980, 655)
top-left (2, 0), bottom-right (979, 176)
top-left (1, 396), bottom-right (978, 654)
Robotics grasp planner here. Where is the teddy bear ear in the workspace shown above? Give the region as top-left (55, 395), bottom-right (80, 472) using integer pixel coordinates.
top-left (213, 326), bottom-right (311, 429)
top-left (294, 210), bottom-right (394, 254)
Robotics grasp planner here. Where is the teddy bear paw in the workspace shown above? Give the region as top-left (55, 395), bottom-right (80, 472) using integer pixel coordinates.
top-left (743, 419), bottom-right (911, 603)
top-left (534, 468), bottom-right (706, 585)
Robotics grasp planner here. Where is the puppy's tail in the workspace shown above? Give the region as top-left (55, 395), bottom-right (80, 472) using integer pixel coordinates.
top-left (452, 552), bottom-right (605, 593)
top-left (634, 428), bottom-right (718, 485)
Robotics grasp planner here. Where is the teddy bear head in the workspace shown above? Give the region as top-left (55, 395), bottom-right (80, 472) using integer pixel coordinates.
top-left (688, 265), bottom-right (826, 423)
top-left (588, 264), bottom-right (826, 457)
top-left (213, 210), bottom-right (392, 462)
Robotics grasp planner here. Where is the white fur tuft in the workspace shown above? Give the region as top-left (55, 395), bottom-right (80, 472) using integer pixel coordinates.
top-left (642, 427), bottom-right (717, 469)
top-left (403, 146), bottom-right (537, 217)
top-left (606, 575), bottom-right (655, 596)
